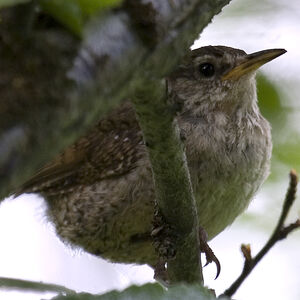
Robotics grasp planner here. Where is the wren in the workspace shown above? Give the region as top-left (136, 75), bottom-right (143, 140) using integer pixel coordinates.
top-left (17, 46), bottom-right (286, 266)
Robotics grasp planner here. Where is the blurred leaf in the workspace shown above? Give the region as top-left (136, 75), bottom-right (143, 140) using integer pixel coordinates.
top-left (257, 73), bottom-right (287, 133)
top-left (0, 0), bottom-right (122, 34)
top-left (52, 283), bottom-right (217, 300)
top-left (39, 0), bottom-right (122, 36)
top-left (273, 141), bottom-right (300, 169)
top-left (77, 0), bottom-right (122, 15)
top-left (0, 0), bottom-right (29, 7)
top-left (39, 0), bottom-right (84, 36)
top-left (257, 73), bottom-right (300, 179)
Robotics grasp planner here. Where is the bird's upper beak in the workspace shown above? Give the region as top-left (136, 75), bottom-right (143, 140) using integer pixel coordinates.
top-left (222, 48), bottom-right (286, 81)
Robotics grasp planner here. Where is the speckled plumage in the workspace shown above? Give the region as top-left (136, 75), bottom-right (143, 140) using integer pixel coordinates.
top-left (18, 46), bottom-right (280, 266)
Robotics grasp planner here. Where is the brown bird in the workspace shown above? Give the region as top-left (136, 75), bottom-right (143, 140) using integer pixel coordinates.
top-left (16, 46), bottom-right (286, 269)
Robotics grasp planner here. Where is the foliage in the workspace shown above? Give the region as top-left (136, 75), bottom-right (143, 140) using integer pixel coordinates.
top-left (39, 0), bottom-right (122, 36)
top-left (257, 74), bottom-right (300, 179)
top-left (257, 73), bottom-right (286, 131)
top-left (0, 0), bottom-right (28, 7)
top-left (0, 0), bottom-right (123, 36)
top-left (51, 283), bottom-right (218, 300)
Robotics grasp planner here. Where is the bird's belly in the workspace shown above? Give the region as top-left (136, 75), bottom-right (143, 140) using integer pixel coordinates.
top-left (193, 172), bottom-right (257, 239)
top-left (191, 140), bottom-right (271, 239)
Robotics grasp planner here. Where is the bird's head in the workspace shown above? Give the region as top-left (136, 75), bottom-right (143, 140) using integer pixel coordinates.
top-left (168, 45), bottom-right (286, 117)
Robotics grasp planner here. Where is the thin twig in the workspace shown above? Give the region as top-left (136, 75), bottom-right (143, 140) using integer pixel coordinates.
top-left (222, 170), bottom-right (300, 298)
top-left (0, 276), bottom-right (75, 294)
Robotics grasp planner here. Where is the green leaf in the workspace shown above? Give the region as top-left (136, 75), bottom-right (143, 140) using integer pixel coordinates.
top-left (0, 0), bottom-right (29, 8)
top-left (273, 140), bottom-right (300, 169)
top-left (256, 73), bottom-right (300, 179)
top-left (51, 283), bottom-right (218, 300)
top-left (38, 0), bottom-right (123, 37)
top-left (77, 0), bottom-right (123, 15)
top-left (0, 0), bottom-right (122, 35)
top-left (257, 73), bottom-right (287, 132)
top-left (39, 0), bottom-right (84, 36)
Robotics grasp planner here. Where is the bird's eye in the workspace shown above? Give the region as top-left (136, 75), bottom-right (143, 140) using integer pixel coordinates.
top-left (198, 63), bottom-right (215, 77)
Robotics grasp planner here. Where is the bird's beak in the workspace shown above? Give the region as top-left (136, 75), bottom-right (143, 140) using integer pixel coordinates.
top-left (222, 48), bottom-right (286, 81)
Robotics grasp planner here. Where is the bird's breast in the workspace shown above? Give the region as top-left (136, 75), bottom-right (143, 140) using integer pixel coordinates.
top-left (184, 113), bottom-right (272, 239)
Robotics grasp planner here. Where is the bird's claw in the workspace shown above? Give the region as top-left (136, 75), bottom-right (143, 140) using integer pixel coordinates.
top-left (153, 258), bottom-right (170, 287)
top-left (199, 226), bottom-right (221, 279)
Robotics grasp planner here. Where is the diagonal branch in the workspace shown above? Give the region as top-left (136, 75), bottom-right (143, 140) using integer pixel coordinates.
top-left (0, 0), bottom-right (231, 198)
top-left (223, 170), bottom-right (300, 297)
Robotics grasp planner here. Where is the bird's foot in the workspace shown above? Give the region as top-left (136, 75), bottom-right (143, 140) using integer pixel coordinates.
top-left (151, 208), bottom-right (221, 281)
top-left (151, 205), bottom-right (177, 260)
top-left (199, 226), bottom-right (221, 279)
top-left (151, 206), bottom-right (177, 285)
top-left (152, 258), bottom-right (170, 286)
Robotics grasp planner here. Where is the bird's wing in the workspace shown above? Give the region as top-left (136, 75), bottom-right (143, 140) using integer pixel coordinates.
top-left (16, 103), bottom-right (145, 196)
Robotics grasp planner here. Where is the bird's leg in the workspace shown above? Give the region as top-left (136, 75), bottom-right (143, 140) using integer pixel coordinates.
top-left (199, 226), bottom-right (221, 279)
top-left (151, 205), bottom-right (221, 282)
top-left (152, 258), bottom-right (169, 286)
top-left (151, 204), bottom-right (177, 285)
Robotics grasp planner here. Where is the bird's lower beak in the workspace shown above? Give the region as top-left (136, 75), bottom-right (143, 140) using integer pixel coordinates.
top-left (222, 48), bottom-right (286, 81)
